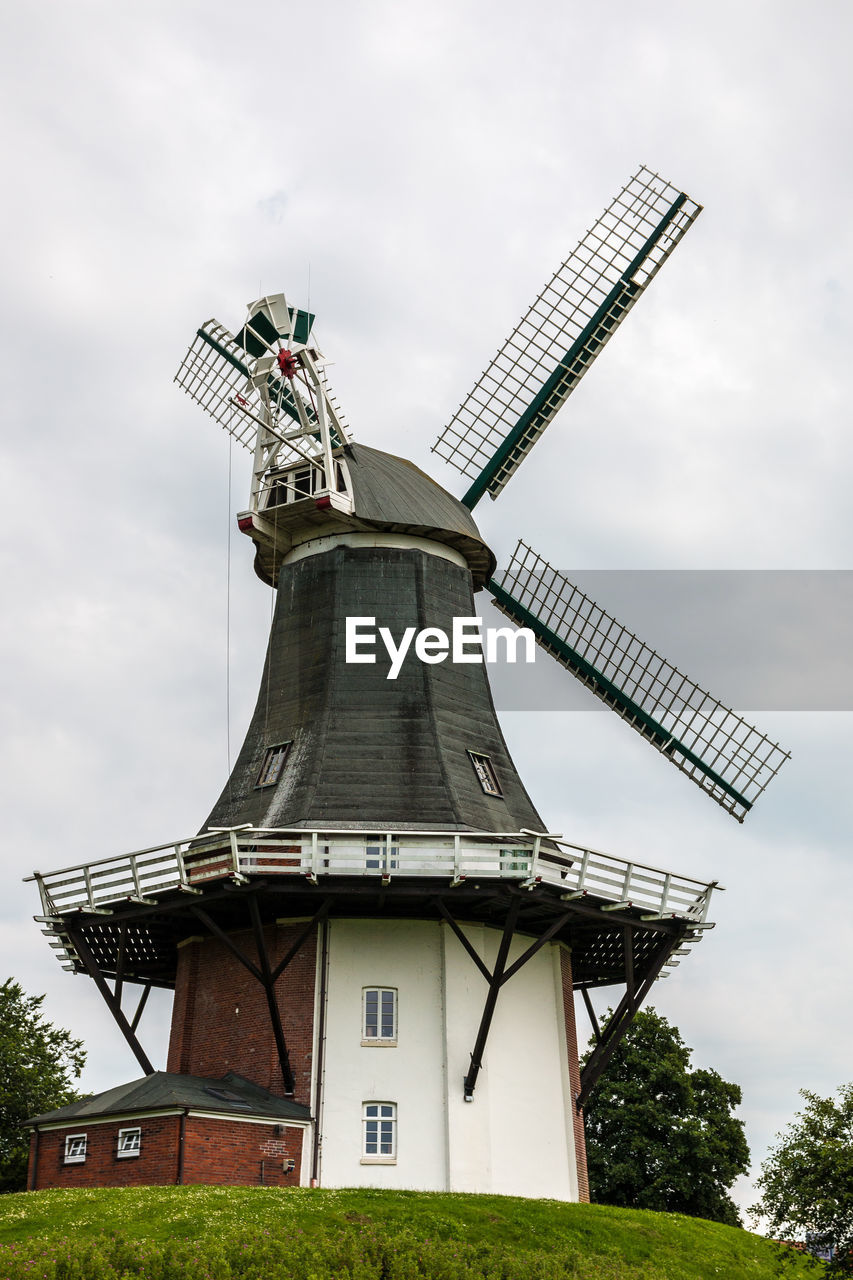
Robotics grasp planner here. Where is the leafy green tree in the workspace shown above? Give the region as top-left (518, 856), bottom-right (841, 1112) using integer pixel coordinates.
top-left (751, 1084), bottom-right (853, 1273)
top-left (0, 979), bottom-right (86, 1192)
top-left (582, 1007), bottom-right (749, 1225)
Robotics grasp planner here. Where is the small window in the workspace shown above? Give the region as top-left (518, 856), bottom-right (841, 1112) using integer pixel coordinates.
top-left (117, 1127), bottom-right (141, 1158)
top-left (468, 751), bottom-right (502, 797)
top-left (292, 466), bottom-right (314, 497)
top-left (362, 1102), bottom-right (396, 1161)
top-left (363, 987), bottom-right (397, 1043)
top-left (256, 743), bottom-right (291, 788)
top-left (64, 1133), bottom-right (87, 1164)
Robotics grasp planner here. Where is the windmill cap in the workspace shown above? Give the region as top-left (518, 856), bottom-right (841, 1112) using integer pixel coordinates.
top-left (341, 442), bottom-right (496, 589)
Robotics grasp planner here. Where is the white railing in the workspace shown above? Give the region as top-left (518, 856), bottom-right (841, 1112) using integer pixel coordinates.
top-left (26, 827), bottom-right (718, 927)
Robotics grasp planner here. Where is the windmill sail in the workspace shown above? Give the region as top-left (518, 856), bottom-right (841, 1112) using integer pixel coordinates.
top-left (175, 316), bottom-right (349, 471)
top-left (432, 166), bottom-right (702, 509)
top-left (490, 542), bottom-right (789, 821)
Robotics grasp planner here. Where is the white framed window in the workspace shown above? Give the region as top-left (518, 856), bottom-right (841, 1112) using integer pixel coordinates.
top-left (362, 1102), bottom-right (396, 1162)
top-left (117, 1127), bottom-right (141, 1158)
top-left (64, 1133), bottom-right (87, 1164)
top-left (362, 987), bottom-right (397, 1044)
top-left (468, 751), bottom-right (502, 797)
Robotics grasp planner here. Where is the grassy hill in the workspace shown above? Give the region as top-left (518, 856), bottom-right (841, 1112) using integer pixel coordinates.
top-left (0, 1186), bottom-right (820, 1279)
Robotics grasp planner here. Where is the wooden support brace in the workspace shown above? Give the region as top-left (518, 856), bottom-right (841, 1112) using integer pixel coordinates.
top-left (65, 926), bottom-right (154, 1076)
top-left (576, 933), bottom-right (676, 1111)
top-left (623, 925), bottom-right (635, 1003)
top-left (114, 923), bottom-right (127, 1005)
top-left (271, 902), bottom-right (329, 983)
top-left (581, 986), bottom-right (601, 1044)
top-left (191, 905), bottom-right (264, 983)
top-left (462, 900), bottom-right (520, 1099)
top-left (248, 896), bottom-right (295, 1095)
top-left (130, 981), bottom-right (152, 1034)
top-left (436, 900), bottom-right (492, 983)
top-left (500, 910), bottom-right (574, 985)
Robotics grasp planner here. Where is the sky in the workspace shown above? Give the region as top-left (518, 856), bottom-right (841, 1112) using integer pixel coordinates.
top-left (1, 0), bottom-right (852, 1220)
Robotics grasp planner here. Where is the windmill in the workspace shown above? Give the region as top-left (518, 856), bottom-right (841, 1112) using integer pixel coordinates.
top-left (26, 166), bottom-right (788, 1200)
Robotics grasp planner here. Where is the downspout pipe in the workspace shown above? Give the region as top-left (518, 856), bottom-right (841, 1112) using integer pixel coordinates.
top-left (176, 1108), bottom-right (188, 1184)
top-left (28, 1127), bottom-right (39, 1191)
top-left (311, 918), bottom-right (329, 1186)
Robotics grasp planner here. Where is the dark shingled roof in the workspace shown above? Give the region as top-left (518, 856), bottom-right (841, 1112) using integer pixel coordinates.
top-left (204, 544), bottom-right (548, 833)
top-left (342, 443), bottom-right (496, 589)
top-left (26, 1070), bottom-right (310, 1127)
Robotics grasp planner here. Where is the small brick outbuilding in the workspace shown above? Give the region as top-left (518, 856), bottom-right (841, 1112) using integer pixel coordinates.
top-left (25, 1070), bottom-right (311, 1190)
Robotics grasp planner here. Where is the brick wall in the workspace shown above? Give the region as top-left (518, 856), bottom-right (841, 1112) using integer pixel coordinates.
top-left (183, 1117), bottom-right (304, 1186)
top-left (29, 1115), bottom-right (305, 1190)
top-left (559, 947), bottom-right (590, 1202)
top-left (167, 921), bottom-right (317, 1106)
top-left (29, 1115), bottom-right (181, 1190)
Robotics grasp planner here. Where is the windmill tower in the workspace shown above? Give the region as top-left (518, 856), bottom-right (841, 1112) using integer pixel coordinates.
top-left (26, 168), bottom-right (788, 1198)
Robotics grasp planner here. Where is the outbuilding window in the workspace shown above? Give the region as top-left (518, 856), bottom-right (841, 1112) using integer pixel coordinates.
top-left (363, 987), bottom-right (397, 1044)
top-left (64, 1133), bottom-right (87, 1164)
top-left (362, 1102), bottom-right (396, 1162)
top-left (117, 1127), bottom-right (141, 1158)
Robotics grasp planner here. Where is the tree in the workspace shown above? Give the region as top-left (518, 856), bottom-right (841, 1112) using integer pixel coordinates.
top-left (582, 1007), bottom-right (749, 1225)
top-left (0, 978), bottom-right (86, 1193)
top-left (750, 1084), bottom-right (853, 1273)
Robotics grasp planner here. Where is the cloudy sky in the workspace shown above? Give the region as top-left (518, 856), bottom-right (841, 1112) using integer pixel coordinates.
top-left (2, 0), bottom-right (852, 1218)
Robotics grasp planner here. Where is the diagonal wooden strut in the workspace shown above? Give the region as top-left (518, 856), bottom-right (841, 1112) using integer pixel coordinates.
top-left (576, 932), bottom-right (676, 1111)
top-left (65, 924), bottom-right (154, 1076)
top-left (462, 901), bottom-right (520, 1099)
top-left (445, 901), bottom-right (592, 1100)
top-left (581, 987), bottom-right (601, 1044)
top-left (130, 982), bottom-right (152, 1034)
top-left (499, 908), bottom-right (575, 984)
top-left (247, 895), bottom-right (295, 1095)
top-left (190, 897), bottom-right (296, 1094)
top-left (271, 903), bottom-right (330, 983)
top-left (190, 905), bottom-right (264, 982)
top-left (435, 900), bottom-right (492, 982)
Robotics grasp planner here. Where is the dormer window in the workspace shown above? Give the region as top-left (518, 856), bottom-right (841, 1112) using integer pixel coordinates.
top-left (256, 743), bottom-right (291, 788)
top-left (468, 751), bottom-right (502, 797)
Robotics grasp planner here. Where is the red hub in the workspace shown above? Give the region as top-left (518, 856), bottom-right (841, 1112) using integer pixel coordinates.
top-left (277, 349), bottom-right (300, 379)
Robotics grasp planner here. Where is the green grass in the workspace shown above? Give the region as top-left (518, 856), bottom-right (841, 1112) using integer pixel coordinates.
top-left (0, 1186), bottom-right (821, 1279)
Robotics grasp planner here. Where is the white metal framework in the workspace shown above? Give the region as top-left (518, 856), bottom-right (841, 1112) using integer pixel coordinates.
top-left (175, 293), bottom-right (351, 515)
top-left (491, 542), bottom-right (790, 820)
top-left (432, 166), bottom-right (702, 503)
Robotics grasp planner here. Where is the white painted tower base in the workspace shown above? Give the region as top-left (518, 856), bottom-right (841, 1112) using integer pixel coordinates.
top-left (316, 919), bottom-right (582, 1200)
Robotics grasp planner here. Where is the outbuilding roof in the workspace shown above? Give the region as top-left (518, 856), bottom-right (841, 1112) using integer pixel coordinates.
top-left (26, 1070), bottom-right (311, 1127)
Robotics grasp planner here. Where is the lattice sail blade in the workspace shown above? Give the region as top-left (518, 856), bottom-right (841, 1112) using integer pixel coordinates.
top-left (175, 320), bottom-right (261, 450)
top-left (433, 166), bottom-right (702, 508)
top-left (490, 543), bottom-right (790, 821)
